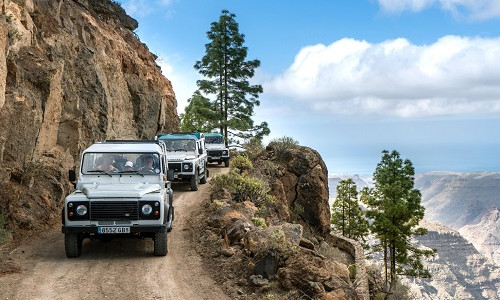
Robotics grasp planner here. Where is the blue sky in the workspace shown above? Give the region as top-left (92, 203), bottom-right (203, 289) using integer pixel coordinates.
top-left (117, 0), bottom-right (500, 175)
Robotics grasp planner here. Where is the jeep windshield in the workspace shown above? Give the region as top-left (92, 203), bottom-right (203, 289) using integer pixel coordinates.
top-left (161, 139), bottom-right (196, 152)
top-left (205, 136), bottom-right (224, 144)
top-left (81, 152), bottom-right (161, 175)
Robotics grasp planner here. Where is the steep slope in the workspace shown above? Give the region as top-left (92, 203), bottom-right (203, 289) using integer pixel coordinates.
top-left (403, 221), bottom-right (500, 300)
top-left (0, 0), bottom-right (178, 233)
top-left (414, 172), bottom-right (500, 228)
top-left (415, 172), bottom-right (500, 266)
top-left (459, 208), bottom-right (500, 266)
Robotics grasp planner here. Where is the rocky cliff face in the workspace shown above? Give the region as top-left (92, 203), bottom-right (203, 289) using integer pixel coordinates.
top-left (0, 0), bottom-right (178, 232)
top-left (414, 172), bottom-right (500, 267)
top-left (403, 221), bottom-right (500, 300)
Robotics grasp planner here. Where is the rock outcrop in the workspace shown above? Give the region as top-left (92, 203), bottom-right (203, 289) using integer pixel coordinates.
top-left (254, 145), bottom-right (331, 234)
top-left (0, 0), bottom-right (178, 232)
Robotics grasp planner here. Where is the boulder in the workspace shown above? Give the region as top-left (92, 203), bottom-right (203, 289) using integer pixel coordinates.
top-left (277, 250), bottom-right (354, 298)
top-left (244, 223), bottom-right (303, 257)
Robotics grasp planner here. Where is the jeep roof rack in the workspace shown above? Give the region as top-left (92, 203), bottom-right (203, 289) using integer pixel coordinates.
top-left (156, 132), bottom-right (204, 139)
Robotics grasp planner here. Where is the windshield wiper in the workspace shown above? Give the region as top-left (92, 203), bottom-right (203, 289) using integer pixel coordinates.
top-left (174, 148), bottom-right (187, 152)
top-left (88, 170), bottom-right (112, 177)
top-left (119, 170), bottom-right (144, 177)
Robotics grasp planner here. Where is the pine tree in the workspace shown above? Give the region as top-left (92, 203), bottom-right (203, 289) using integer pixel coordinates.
top-left (180, 90), bottom-right (219, 132)
top-left (193, 9), bottom-right (269, 145)
top-left (362, 150), bottom-right (434, 293)
top-left (331, 179), bottom-right (369, 247)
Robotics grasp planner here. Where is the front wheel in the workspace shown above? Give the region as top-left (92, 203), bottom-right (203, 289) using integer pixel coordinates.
top-left (154, 230), bottom-right (168, 256)
top-left (200, 166), bottom-right (207, 184)
top-left (224, 159), bottom-right (230, 167)
top-left (190, 172), bottom-right (199, 191)
top-left (65, 233), bottom-right (82, 258)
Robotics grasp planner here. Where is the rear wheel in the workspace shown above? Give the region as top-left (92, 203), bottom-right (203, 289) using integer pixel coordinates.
top-left (65, 233), bottom-right (82, 258)
top-left (190, 172), bottom-right (199, 191)
top-left (154, 230), bottom-right (168, 256)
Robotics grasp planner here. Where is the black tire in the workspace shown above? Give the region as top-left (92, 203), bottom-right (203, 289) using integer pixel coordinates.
top-left (65, 233), bottom-right (82, 258)
top-left (190, 172), bottom-right (199, 191)
top-left (168, 189), bottom-right (173, 206)
top-left (200, 166), bottom-right (207, 184)
top-left (217, 161), bottom-right (221, 165)
top-left (224, 159), bottom-right (230, 167)
top-left (167, 206), bottom-right (174, 233)
top-left (154, 230), bottom-right (168, 256)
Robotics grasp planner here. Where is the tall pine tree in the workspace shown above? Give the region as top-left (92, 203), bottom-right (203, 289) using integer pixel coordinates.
top-left (193, 10), bottom-right (269, 145)
top-left (331, 178), bottom-right (369, 247)
top-left (362, 150), bottom-right (434, 293)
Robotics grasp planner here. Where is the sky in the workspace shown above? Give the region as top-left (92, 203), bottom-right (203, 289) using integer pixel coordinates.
top-left (116, 0), bottom-right (500, 176)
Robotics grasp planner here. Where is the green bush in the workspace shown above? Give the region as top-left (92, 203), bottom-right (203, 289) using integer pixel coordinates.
top-left (267, 136), bottom-right (299, 161)
top-left (210, 171), bottom-right (274, 208)
top-left (243, 137), bottom-right (265, 161)
top-left (230, 155), bottom-right (253, 174)
top-left (251, 217), bottom-right (267, 228)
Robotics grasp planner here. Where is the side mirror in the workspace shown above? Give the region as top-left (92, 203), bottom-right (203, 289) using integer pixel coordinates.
top-left (198, 148), bottom-right (203, 155)
top-left (167, 169), bottom-right (174, 181)
top-left (69, 169), bottom-right (76, 182)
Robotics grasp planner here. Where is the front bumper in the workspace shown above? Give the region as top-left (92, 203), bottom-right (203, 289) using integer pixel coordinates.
top-left (62, 225), bottom-right (166, 234)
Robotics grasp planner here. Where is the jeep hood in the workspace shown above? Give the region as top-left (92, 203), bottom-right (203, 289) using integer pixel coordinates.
top-left (206, 144), bottom-right (225, 150)
top-left (81, 183), bottom-right (161, 198)
top-left (166, 152), bottom-right (196, 161)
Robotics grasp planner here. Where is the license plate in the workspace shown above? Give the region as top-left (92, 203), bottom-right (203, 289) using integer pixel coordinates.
top-left (213, 156), bottom-right (220, 159)
top-left (98, 226), bottom-right (130, 234)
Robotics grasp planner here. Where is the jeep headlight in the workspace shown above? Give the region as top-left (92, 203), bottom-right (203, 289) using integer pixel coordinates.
top-left (76, 204), bottom-right (88, 216)
top-left (141, 204), bottom-right (153, 215)
top-left (223, 150), bottom-right (228, 155)
top-left (183, 164), bottom-right (189, 170)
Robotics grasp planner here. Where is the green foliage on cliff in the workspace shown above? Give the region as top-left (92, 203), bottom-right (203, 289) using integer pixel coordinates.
top-left (211, 169), bottom-right (274, 208)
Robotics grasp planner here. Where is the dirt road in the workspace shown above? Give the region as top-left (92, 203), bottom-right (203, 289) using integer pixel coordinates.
top-left (0, 167), bottom-right (229, 300)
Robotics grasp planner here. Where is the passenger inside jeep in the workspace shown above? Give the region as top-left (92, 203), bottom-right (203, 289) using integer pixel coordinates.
top-left (98, 155), bottom-right (118, 172)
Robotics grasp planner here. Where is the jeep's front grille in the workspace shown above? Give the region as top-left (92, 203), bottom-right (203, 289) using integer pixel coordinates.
top-left (90, 201), bottom-right (138, 221)
top-left (168, 162), bottom-right (182, 172)
top-left (208, 150), bottom-right (223, 156)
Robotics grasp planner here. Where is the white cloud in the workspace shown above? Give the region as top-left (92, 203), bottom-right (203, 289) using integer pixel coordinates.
top-left (377, 0), bottom-right (500, 20)
top-left (265, 36), bottom-right (500, 118)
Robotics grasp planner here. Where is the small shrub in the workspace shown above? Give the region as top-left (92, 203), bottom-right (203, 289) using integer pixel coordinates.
top-left (210, 171), bottom-right (274, 209)
top-left (209, 199), bottom-right (225, 211)
top-left (290, 203), bottom-right (304, 223)
top-left (251, 217), bottom-right (267, 228)
top-left (268, 227), bottom-right (298, 259)
top-left (267, 136), bottom-right (299, 162)
top-left (230, 155), bottom-right (253, 174)
top-left (243, 137), bottom-right (265, 161)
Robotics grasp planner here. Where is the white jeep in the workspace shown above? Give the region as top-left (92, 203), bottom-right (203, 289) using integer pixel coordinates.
top-left (62, 140), bottom-right (174, 257)
top-left (157, 132), bottom-right (208, 191)
top-left (204, 132), bottom-right (230, 167)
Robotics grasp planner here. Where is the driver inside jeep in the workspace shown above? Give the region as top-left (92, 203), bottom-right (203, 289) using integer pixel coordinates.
top-left (140, 155), bottom-right (159, 174)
